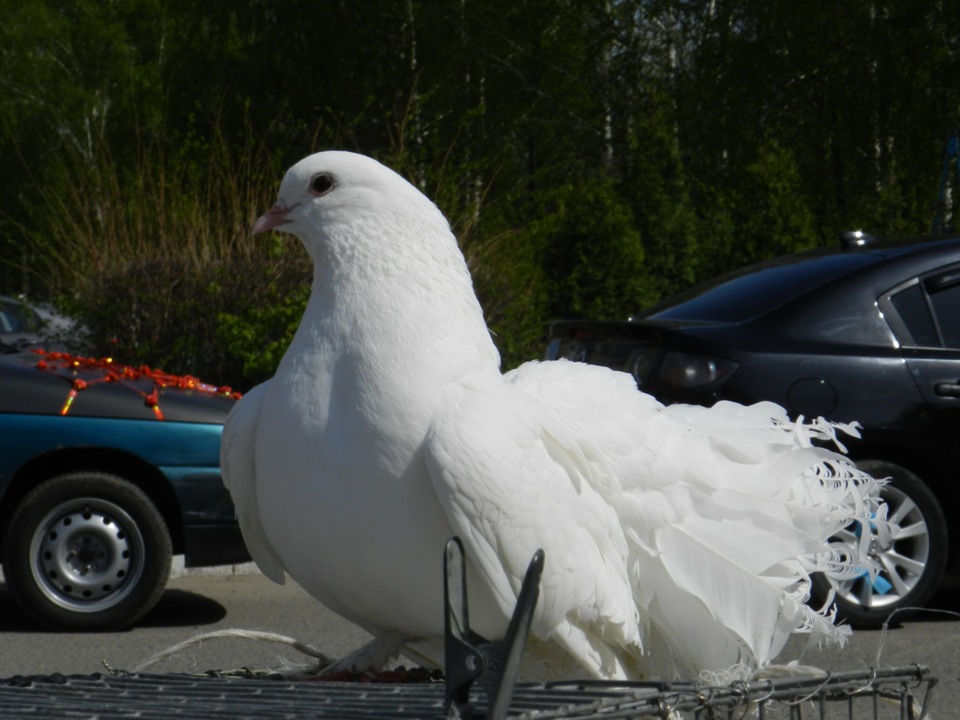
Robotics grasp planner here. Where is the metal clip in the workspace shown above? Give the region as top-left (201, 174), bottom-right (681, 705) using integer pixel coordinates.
top-left (443, 536), bottom-right (544, 719)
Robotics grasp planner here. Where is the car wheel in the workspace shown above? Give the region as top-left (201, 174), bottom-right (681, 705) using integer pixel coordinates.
top-left (1, 472), bottom-right (172, 631)
top-left (812, 460), bottom-right (948, 628)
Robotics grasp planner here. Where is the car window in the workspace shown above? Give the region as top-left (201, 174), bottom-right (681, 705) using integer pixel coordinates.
top-left (0, 303), bottom-right (25, 333)
top-left (926, 275), bottom-right (960, 348)
top-left (888, 284), bottom-right (939, 347)
top-left (883, 266), bottom-right (960, 349)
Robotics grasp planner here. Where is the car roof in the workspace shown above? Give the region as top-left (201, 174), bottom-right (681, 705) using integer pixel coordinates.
top-left (636, 235), bottom-right (960, 325)
top-left (0, 350), bottom-right (238, 424)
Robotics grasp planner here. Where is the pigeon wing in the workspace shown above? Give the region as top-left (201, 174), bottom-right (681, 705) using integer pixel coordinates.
top-left (220, 381), bottom-right (287, 583)
top-left (423, 379), bottom-right (644, 679)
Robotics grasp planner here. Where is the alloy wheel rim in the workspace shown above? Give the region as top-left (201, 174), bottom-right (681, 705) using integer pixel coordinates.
top-left (832, 484), bottom-right (929, 610)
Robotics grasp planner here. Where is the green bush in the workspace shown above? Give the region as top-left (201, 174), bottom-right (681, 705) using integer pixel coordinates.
top-left (26, 128), bottom-right (309, 391)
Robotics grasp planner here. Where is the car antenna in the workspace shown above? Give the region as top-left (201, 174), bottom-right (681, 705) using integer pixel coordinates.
top-left (841, 230), bottom-right (875, 249)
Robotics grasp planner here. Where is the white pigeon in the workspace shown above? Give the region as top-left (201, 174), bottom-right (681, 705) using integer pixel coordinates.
top-left (221, 150), bottom-right (887, 681)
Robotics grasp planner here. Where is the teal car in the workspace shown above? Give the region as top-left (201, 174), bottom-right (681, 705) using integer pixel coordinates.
top-left (0, 347), bottom-right (249, 630)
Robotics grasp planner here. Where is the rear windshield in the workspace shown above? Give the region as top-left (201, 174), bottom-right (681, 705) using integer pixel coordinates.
top-left (637, 251), bottom-right (876, 323)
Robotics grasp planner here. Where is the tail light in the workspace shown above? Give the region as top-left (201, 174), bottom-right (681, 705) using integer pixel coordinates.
top-left (657, 351), bottom-right (737, 390)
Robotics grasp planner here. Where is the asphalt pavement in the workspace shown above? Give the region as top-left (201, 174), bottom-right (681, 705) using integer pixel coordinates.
top-left (0, 570), bottom-right (956, 716)
top-left (0, 570), bottom-right (371, 678)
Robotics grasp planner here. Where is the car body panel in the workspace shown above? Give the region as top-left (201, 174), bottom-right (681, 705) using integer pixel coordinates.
top-left (0, 415), bottom-right (223, 477)
top-left (0, 349), bottom-right (249, 570)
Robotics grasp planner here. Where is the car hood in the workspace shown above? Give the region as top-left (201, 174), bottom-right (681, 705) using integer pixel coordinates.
top-left (0, 350), bottom-right (239, 424)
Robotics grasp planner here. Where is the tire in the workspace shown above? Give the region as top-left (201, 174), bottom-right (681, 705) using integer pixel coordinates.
top-left (1, 472), bottom-right (172, 631)
top-left (811, 460), bottom-right (948, 628)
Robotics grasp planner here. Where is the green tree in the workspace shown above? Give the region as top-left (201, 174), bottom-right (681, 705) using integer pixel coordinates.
top-left (1, 0), bottom-right (958, 379)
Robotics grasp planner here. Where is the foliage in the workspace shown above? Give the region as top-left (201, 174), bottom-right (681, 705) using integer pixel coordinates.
top-left (214, 254), bottom-right (312, 387)
top-left (19, 118), bottom-right (306, 390)
top-left (0, 0), bottom-right (957, 377)
top-left (532, 175), bottom-right (655, 320)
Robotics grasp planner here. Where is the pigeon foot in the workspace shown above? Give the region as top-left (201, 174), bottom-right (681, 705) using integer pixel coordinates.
top-left (319, 630), bottom-right (407, 675)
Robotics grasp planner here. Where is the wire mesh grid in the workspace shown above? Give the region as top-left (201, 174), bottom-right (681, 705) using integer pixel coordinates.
top-left (522, 665), bottom-right (936, 719)
top-left (0, 664), bottom-right (935, 719)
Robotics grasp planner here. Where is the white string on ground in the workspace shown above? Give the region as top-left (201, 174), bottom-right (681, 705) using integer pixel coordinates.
top-left (130, 628), bottom-right (334, 674)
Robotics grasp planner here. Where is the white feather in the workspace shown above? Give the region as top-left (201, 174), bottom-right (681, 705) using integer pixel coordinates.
top-left (222, 151), bottom-right (888, 681)
top-left (220, 381), bottom-right (286, 584)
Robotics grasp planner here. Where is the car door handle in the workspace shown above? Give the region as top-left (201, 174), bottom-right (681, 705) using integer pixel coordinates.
top-left (935, 382), bottom-right (960, 397)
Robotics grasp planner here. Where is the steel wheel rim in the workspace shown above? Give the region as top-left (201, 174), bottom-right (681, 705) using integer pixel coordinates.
top-left (28, 498), bottom-right (146, 613)
top-left (832, 484), bottom-right (929, 610)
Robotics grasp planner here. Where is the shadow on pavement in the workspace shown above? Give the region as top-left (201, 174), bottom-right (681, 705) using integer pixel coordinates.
top-left (0, 582), bottom-right (227, 631)
top-left (139, 588), bottom-right (228, 627)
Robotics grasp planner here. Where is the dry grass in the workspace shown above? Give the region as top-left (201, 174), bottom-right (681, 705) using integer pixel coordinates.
top-left (29, 129), bottom-right (310, 389)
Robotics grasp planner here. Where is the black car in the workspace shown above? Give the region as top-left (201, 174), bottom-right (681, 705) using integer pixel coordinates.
top-left (0, 346), bottom-right (250, 631)
top-left (546, 232), bottom-right (960, 627)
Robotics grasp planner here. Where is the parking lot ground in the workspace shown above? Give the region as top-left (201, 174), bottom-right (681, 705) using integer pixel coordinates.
top-left (0, 572), bottom-right (956, 716)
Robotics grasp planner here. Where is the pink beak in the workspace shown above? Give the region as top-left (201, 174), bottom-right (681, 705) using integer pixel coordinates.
top-left (253, 202), bottom-right (295, 235)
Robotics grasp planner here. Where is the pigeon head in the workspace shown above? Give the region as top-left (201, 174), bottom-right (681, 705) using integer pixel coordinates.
top-left (253, 151), bottom-right (453, 270)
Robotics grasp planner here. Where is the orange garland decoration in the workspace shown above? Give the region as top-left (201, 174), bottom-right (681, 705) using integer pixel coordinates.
top-left (32, 349), bottom-right (241, 419)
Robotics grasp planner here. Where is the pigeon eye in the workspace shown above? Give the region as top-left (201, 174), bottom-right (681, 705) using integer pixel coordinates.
top-left (310, 173), bottom-right (335, 196)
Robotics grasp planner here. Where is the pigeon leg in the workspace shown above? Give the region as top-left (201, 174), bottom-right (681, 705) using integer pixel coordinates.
top-left (318, 630), bottom-right (405, 675)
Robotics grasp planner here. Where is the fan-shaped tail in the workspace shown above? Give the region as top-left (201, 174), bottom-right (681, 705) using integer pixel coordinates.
top-left (616, 400), bottom-right (886, 677)
top-left (506, 361), bottom-right (888, 679)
